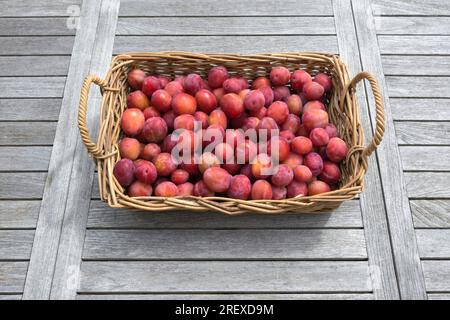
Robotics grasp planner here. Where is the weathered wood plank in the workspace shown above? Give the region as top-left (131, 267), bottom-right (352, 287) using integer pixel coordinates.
top-left (429, 294), bottom-right (450, 300)
top-left (334, 0), bottom-right (399, 299)
top-left (119, 0), bottom-right (333, 16)
top-left (23, 0), bottom-right (104, 301)
top-left (116, 17), bottom-right (336, 35)
top-left (83, 229), bottom-right (366, 260)
top-left (0, 122), bottom-right (56, 146)
top-left (375, 17), bottom-right (450, 35)
top-left (0, 262), bottom-right (28, 293)
top-left (0, 57), bottom-right (70, 76)
top-left (417, 230), bottom-right (450, 259)
top-left (78, 293), bottom-right (374, 300)
top-left (0, 295), bottom-right (21, 300)
top-left (0, 0), bottom-right (81, 17)
top-left (0, 37), bottom-right (75, 55)
top-left (400, 146), bottom-right (450, 171)
top-left (0, 173), bottom-right (46, 199)
top-left (0, 77), bottom-right (65, 98)
top-left (391, 99), bottom-right (450, 121)
top-left (0, 18), bottom-right (75, 36)
top-left (411, 200), bottom-right (450, 228)
top-left (113, 36), bottom-right (338, 54)
top-left (386, 77), bottom-right (450, 98)
top-left (395, 122), bottom-right (450, 146)
top-left (371, 0), bottom-right (450, 16)
top-left (0, 147), bottom-right (51, 171)
top-left (79, 261), bottom-right (371, 292)
top-left (379, 36), bottom-right (450, 55)
top-left (405, 172), bottom-right (450, 199)
top-left (422, 261), bottom-right (450, 292)
top-left (50, 0), bottom-right (121, 300)
top-left (0, 99), bottom-right (61, 121)
top-left (87, 199), bottom-right (362, 228)
top-left (382, 56), bottom-right (450, 76)
top-left (0, 230), bottom-right (34, 260)
top-left (352, 0), bottom-right (427, 299)
top-left (0, 201), bottom-right (39, 229)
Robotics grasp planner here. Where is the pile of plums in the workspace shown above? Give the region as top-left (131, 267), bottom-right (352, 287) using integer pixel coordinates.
top-left (113, 64), bottom-right (348, 200)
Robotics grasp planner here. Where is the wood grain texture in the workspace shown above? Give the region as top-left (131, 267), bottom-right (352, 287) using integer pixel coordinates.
top-left (352, 0), bottom-right (427, 299)
top-left (0, 172), bottom-right (46, 199)
top-left (417, 230), bottom-right (450, 259)
top-left (391, 99), bottom-right (450, 121)
top-left (0, 122), bottom-right (56, 146)
top-left (400, 146), bottom-right (450, 171)
top-left (0, 0), bottom-right (81, 17)
top-left (119, 0), bottom-right (333, 16)
top-left (79, 261), bottom-right (371, 293)
top-left (0, 147), bottom-right (51, 171)
top-left (0, 230), bottom-right (34, 260)
top-left (395, 122), bottom-right (450, 146)
top-left (78, 293), bottom-right (374, 300)
top-left (428, 293), bottom-right (450, 300)
top-left (23, 0), bottom-right (103, 300)
top-left (379, 36), bottom-right (450, 55)
top-left (113, 36), bottom-right (339, 54)
top-left (334, 0), bottom-right (399, 299)
top-left (0, 99), bottom-right (61, 121)
top-left (50, 0), bottom-right (121, 300)
top-left (0, 262), bottom-right (28, 293)
top-left (87, 199), bottom-right (362, 228)
top-left (422, 260), bottom-right (450, 292)
top-left (0, 37), bottom-right (75, 55)
top-left (0, 201), bottom-right (39, 229)
top-left (83, 229), bottom-right (366, 260)
top-left (405, 172), bottom-right (450, 199)
top-left (0, 18), bottom-right (75, 35)
top-left (0, 57), bottom-right (70, 76)
top-left (411, 200), bottom-right (450, 228)
top-left (0, 77), bottom-right (65, 98)
top-left (375, 17), bottom-right (450, 35)
top-left (386, 77), bottom-right (450, 98)
top-left (382, 56), bottom-right (450, 76)
top-left (0, 295), bottom-right (21, 300)
top-left (116, 17), bottom-right (336, 35)
top-left (371, 0), bottom-right (450, 16)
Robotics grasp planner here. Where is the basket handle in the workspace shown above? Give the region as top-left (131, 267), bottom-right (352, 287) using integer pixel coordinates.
top-left (346, 71), bottom-right (385, 158)
top-left (78, 74), bottom-right (116, 158)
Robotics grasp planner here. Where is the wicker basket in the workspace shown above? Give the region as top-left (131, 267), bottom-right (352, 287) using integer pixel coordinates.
top-left (78, 51), bottom-right (385, 215)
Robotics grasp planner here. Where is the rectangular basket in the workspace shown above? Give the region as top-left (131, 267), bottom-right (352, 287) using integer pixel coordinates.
top-left (78, 51), bottom-right (385, 215)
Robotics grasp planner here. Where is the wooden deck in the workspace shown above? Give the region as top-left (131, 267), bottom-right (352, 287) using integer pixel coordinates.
top-left (0, 0), bottom-right (449, 300)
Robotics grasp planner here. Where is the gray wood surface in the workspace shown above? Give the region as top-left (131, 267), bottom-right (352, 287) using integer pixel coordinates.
top-left (386, 76), bottom-right (450, 98)
top-left (83, 229), bottom-right (366, 260)
top-left (428, 294), bottom-right (450, 300)
top-left (0, 122), bottom-right (56, 145)
top-left (0, 99), bottom-right (61, 121)
top-left (371, 0), bottom-right (450, 15)
top-left (411, 200), bottom-right (450, 228)
top-left (0, 57), bottom-right (70, 76)
top-left (417, 230), bottom-right (450, 259)
top-left (79, 261), bottom-right (371, 293)
top-left (0, 0), bottom-right (81, 17)
top-left (119, 0), bottom-right (333, 16)
top-left (334, 0), bottom-right (399, 300)
top-left (50, 0), bottom-right (121, 300)
top-left (0, 147), bottom-right (51, 171)
top-left (352, 0), bottom-right (427, 299)
top-left (0, 201), bottom-right (39, 229)
top-left (0, 262), bottom-right (28, 293)
top-left (400, 146), bottom-right (450, 171)
top-left (0, 173), bottom-right (46, 199)
top-left (113, 36), bottom-right (339, 54)
top-left (422, 260), bottom-right (450, 292)
top-left (0, 77), bottom-right (65, 98)
top-left (382, 56), bottom-right (450, 76)
top-left (375, 17), bottom-right (450, 35)
top-left (0, 295), bottom-right (21, 300)
top-left (391, 99), bottom-right (450, 121)
top-left (0, 18), bottom-right (75, 36)
top-left (395, 122), bottom-right (450, 145)
top-left (0, 37), bottom-right (75, 55)
top-left (116, 17), bottom-right (336, 35)
top-left (23, 0), bottom-right (104, 300)
top-left (405, 172), bottom-right (450, 199)
top-left (379, 36), bottom-right (450, 55)
top-left (0, 230), bottom-right (34, 260)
